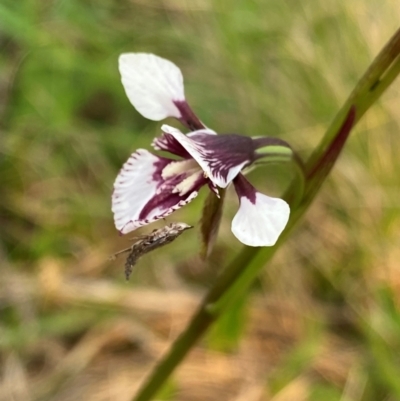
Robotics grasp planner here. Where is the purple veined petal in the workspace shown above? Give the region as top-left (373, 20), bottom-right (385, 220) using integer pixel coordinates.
top-left (151, 127), bottom-right (217, 158)
top-left (112, 149), bottom-right (204, 234)
top-left (162, 125), bottom-right (253, 188)
top-left (152, 133), bottom-right (192, 158)
top-left (119, 53), bottom-right (185, 121)
top-left (231, 174), bottom-right (290, 247)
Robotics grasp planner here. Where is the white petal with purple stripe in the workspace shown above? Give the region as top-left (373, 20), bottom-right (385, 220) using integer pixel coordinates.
top-left (162, 125), bottom-right (252, 188)
top-left (112, 149), bottom-right (201, 234)
top-left (119, 53), bottom-right (185, 121)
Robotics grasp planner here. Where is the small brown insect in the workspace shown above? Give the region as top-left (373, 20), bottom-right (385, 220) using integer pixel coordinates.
top-left (109, 222), bottom-right (192, 280)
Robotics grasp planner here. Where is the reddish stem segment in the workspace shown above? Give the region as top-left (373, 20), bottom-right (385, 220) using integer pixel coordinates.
top-left (307, 106), bottom-right (356, 181)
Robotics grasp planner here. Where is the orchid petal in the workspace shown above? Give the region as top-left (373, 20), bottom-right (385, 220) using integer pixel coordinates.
top-left (151, 133), bottom-right (192, 158)
top-left (119, 53), bottom-right (185, 121)
top-left (231, 175), bottom-right (290, 246)
top-left (151, 127), bottom-right (217, 158)
top-left (112, 149), bottom-right (202, 234)
top-left (151, 129), bottom-right (217, 159)
top-left (162, 125), bottom-right (253, 188)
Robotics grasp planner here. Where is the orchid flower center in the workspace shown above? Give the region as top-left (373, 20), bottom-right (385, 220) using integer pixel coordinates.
top-left (161, 159), bottom-right (204, 196)
top-left (161, 159), bottom-right (199, 178)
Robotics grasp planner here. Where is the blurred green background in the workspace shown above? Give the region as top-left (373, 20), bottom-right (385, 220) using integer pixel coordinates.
top-left (1, 1), bottom-right (400, 400)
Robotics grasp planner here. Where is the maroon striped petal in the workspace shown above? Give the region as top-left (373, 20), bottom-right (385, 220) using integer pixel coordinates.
top-left (162, 125), bottom-right (255, 188)
top-left (112, 149), bottom-right (205, 234)
top-left (151, 133), bottom-right (192, 158)
top-left (151, 127), bottom-right (217, 158)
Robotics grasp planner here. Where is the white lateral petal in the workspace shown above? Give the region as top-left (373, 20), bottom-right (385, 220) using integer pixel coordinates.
top-left (231, 193), bottom-right (290, 247)
top-left (151, 133), bottom-right (191, 158)
top-left (112, 149), bottom-right (198, 234)
top-left (119, 53), bottom-right (185, 121)
top-left (112, 149), bottom-right (160, 232)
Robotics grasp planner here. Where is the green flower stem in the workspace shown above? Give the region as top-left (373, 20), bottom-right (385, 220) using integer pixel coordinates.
top-left (132, 27), bottom-right (400, 401)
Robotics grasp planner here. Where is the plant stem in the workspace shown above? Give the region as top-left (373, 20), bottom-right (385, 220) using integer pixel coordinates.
top-left (131, 27), bottom-right (400, 401)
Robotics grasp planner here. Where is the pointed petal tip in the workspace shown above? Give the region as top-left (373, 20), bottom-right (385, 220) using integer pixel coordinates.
top-left (161, 126), bottom-right (249, 188)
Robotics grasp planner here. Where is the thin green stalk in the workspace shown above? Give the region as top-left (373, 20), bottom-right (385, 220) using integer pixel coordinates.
top-left (132, 27), bottom-right (400, 401)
